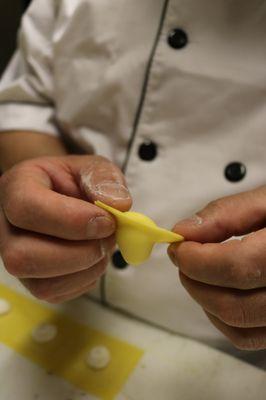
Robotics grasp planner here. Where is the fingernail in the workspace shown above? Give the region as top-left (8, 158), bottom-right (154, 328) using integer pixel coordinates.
top-left (94, 182), bottom-right (130, 201)
top-left (177, 214), bottom-right (203, 227)
top-left (87, 216), bottom-right (115, 239)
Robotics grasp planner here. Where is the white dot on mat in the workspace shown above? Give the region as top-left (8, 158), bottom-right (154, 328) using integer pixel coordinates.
top-left (32, 323), bottom-right (58, 343)
top-left (86, 346), bottom-right (111, 370)
top-left (0, 298), bottom-right (11, 315)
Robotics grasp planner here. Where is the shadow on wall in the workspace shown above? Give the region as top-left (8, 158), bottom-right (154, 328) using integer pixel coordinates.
top-left (0, 0), bottom-right (31, 76)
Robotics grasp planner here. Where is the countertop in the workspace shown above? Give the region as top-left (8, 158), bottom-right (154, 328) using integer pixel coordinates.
top-left (0, 259), bottom-right (265, 400)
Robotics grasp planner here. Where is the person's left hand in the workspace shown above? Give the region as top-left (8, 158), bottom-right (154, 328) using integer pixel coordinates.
top-left (168, 187), bottom-right (266, 350)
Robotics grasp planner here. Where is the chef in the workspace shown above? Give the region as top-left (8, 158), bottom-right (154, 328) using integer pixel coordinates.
top-left (0, 0), bottom-right (266, 365)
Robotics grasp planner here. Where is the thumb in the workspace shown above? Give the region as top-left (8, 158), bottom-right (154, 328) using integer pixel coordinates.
top-left (172, 187), bottom-right (266, 243)
top-left (80, 155), bottom-right (132, 211)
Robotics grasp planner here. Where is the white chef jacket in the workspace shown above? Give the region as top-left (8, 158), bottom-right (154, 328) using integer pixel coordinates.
top-left (1, 0), bottom-right (266, 349)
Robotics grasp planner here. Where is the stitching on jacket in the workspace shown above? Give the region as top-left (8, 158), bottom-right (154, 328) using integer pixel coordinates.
top-left (99, 0), bottom-right (171, 307)
top-left (121, 0), bottom-right (171, 173)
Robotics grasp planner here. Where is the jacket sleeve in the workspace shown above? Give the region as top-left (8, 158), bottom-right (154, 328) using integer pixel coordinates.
top-left (0, 0), bottom-right (59, 136)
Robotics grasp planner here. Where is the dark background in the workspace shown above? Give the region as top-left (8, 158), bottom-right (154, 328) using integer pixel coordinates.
top-left (0, 0), bottom-right (31, 76)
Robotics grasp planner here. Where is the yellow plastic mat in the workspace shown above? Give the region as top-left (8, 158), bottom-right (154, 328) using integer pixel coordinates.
top-left (0, 284), bottom-right (144, 400)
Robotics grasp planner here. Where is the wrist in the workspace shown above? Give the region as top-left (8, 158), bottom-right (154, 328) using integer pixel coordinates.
top-left (0, 131), bottom-right (68, 172)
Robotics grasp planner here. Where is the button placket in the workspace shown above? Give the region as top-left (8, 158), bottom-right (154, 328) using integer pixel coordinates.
top-left (105, 1), bottom-right (173, 302)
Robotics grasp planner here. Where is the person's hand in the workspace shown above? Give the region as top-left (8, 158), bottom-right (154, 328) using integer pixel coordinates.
top-left (0, 155), bottom-right (132, 303)
top-left (168, 187), bottom-right (266, 350)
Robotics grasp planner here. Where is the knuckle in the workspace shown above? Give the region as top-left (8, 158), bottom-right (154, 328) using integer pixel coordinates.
top-left (205, 199), bottom-right (228, 233)
top-left (28, 281), bottom-right (52, 301)
top-left (223, 260), bottom-right (246, 289)
top-left (243, 262), bottom-right (263, 289)
top-left (2, 243), bottom-right (27, 277)
top-left (217, 302), bottom-right (236, 326)
top-left (233, 303), bottom-right (250, 328)
top-left (4, 188), bottom-right (30, 228)
top-left (207, 199), bottom-right (223, 211)
top-left (0, 167), bottom-right (18, 191)
top-left (228, 261), bottom-right (260, 290)
top-left (218, 299), bottom-right (249, 328)
top-left (90, 155), bottom-right (109, 165)
top-left (2, 242), bottom-right (38, 278)
top-left (206, 199), bottom-right (225, 217)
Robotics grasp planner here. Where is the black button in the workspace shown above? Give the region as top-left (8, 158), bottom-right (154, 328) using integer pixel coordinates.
top-left (112, 250), bottom-right (128, 269)
top-left (138, 141), bottom-right (157, 161)
top-left (167, 28), bottom-right (188, 50)
top-left (225, 162), bottom-right (246, 182)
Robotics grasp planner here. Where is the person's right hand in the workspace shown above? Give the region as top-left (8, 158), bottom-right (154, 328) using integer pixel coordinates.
top-left (0, 155), bottom-right (132, 303)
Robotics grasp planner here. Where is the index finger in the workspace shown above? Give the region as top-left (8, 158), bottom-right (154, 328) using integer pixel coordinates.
top-left (1, 166), bottom-right (116, 240)
top-left (168, 229), bottom-right (266, 289)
